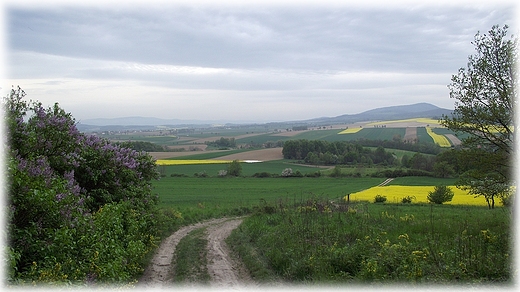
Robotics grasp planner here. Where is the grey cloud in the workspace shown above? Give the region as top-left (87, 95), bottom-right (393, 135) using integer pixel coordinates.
top-left (8, 4), bottom-right (517, 73)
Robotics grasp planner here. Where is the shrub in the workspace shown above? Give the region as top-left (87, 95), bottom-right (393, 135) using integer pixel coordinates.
top-left (281, 168), bottom-right (293, 177)
top-left (401, 196), bottom-right (415, 204)
top-left (374, 195), bottom-right (387, 203)
top-left (4, 87), bottom-right (159, 284)
top-left (305, 171), bottom-right (321, 178)
top-left (227, 160), bottom-right (242, 176)
top-left (329, 165), bottom-right (342, 177)
top-left (253, 172), bottom-right (272, 178)
top-left (218, 169), bottom-right (228, 177)
top-left (427, 185), bottom-right (454, 204)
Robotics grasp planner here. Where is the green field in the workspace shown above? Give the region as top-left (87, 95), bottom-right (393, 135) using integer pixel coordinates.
top-left (157, 160), bottom-right (325, 177)
top-left (152, 174), bottom-right (511, 284)
top-left (154, 176), bottom-right (383, 209)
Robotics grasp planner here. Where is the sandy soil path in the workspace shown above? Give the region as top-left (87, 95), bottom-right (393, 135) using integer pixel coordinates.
top-left (138, 217), bottom-right (250, 288)
top-left (206, 218), bottom-right (253, 287)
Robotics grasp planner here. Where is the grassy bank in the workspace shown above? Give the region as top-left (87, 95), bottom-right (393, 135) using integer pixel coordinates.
top-left (228, 201), bottom-right (512, 284)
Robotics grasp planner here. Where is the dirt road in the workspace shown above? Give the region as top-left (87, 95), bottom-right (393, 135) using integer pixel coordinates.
top-left (138, 217), bottom-right (252, 288)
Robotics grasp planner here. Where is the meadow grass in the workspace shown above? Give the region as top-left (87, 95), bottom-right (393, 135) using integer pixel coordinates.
top-left (152, 174), bottom-right (511, 284)
top-left (172, 227), bottom-right (210, 284)
top-left (156, 160), bottom-right (326, 177)
top-left (231, 200), bottom-right (511, 283)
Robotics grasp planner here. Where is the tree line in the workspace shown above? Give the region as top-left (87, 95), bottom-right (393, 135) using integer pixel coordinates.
top-left (282, 139), bottom-right (397, 166)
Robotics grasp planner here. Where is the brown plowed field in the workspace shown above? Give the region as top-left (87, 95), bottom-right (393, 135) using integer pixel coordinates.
top-left (445, 134), bottom-right (462, 146)
top-left (148, 150), bottom-right (221, 160)
top-left (210, 148), bottom-right (283, 162)
top-left (403, 127), bottom-right (417, 142)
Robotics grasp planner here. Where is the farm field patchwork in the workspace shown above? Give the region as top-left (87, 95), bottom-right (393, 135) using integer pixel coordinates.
top-left (426, 127), bottom-right (452, 147)
top-left (338, 127), bottom-right (363, 134)
top-left (332, 128), bottom-right (407, 141)
top-left (367, 118), bottom-right (442, 126)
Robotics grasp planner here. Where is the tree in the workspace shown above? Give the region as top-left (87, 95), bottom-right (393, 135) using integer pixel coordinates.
top-left (441, 25), bottom-right (517, 207)
top-left (433, 161), bottom-right (455, 178)
top-left (227, 159), bottom-right (242, 176)
top-left (427, 185), bottom-right (455, 204)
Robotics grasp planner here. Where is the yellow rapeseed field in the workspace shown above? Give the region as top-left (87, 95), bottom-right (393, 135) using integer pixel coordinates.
top-left (345, 185), bottom-right (493, 206)
top-left (426, 127), bottom-right (452, 147)
top-left (338, 127), bottom-right (363, 134)
top-left (156, 159), bottom-right (233, 165)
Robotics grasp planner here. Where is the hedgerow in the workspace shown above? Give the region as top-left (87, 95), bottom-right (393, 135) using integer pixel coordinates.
top-left (4, 87), bottom-right (160, 285)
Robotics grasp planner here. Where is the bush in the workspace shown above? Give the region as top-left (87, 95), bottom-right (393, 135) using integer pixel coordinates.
top-left (281, 168), bottom-right (293, 177)
top-left (305, 171), bottom-right (321, 178)
top-left (329, 165), bottom-right (342, 177)
top-left (4, 87), bottom-right (159, 284)
top-left (374, 195), bottom-right (387, 203)
top-left (218, 169), bottom-right (228, 177)
top-left (427, 185), bottom-right (454, 204)
top-left (227, 160), bottom-right (242, 176)
top-left (401, 196), bottom-right (415, 204)
top-left (253, 172), bottom-right (272, 178)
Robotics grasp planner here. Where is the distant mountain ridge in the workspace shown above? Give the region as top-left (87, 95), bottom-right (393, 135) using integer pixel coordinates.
top-left (77, 103), bottom-right (452, 130)
top-left (303, 103), bottom-right (452, 125)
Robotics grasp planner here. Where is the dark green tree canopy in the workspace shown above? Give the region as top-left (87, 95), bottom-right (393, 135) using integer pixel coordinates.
top-left (441, 25), bottom-right (517, 208)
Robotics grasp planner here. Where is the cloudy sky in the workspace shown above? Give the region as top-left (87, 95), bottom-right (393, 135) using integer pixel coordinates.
top-left (2, 0), bottom-right (519, 123)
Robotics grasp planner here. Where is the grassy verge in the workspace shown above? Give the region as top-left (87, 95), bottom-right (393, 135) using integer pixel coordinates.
top-left (171, 227), bottom-right (210, 284)
top-left (228, 200), bottom-right (512, 284)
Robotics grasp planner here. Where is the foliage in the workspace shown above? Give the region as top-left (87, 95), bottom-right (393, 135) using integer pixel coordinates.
top-left (441, 25), bottom-right (517, 207)
top-left (401, 196), bottom-right (415, 204)
top-left (227, 159), bottom-right (242, 176)
top-left (282, 139), bottom-right (397, 166)
top-left (231, 201), bottom-right (511, 283)
top-left (374, 195), bottom-right (387, 203)
top-left (329, 165), bottom-right (342, 177)
top-left (281, 168), bottom-right (294, 177)
top-left (4, 87), bottom-right (159, 285)
top-left (427, 185), bottom-right (455, 204)
top-left (206, 137), bottom-right (236, 148)
top-left (116, 140), bottom-right (166, 152)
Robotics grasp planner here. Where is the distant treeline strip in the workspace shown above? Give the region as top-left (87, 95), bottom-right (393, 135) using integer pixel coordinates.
top-left (355, 138), bottom-right (442, 155)
top-left (116, 141), bottom-right (167, 152)
top-left (282, 139), bottom-right (398, 166)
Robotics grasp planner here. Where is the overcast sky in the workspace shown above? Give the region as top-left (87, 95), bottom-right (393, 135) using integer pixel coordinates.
top-left (2, 0), bottom-right (519, 123)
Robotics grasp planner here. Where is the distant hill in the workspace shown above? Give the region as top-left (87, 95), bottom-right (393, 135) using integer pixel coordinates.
top-left (303, 103), bottom-right (452, 125)
top-left (76, 103), bottom-right (453, 131)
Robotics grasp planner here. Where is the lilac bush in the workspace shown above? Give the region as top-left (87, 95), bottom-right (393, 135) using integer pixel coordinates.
top-left (4, 87), bottom-right (160, 284)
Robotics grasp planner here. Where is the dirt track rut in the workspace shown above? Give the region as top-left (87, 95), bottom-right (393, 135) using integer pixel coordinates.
top-left (138, 217), bottom-right (251, 288)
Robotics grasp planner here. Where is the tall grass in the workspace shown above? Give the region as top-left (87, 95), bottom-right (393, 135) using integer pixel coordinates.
top-left (230, 198), bottom-right (512, 284)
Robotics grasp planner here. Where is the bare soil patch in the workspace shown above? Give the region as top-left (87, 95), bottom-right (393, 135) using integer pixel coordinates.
top-left (445, 134), bottom-right (462, 146)
top-left (138, 217), bottom-right (250, 288)
top-left (148, 150), bottom-right (218, 160)
top-left (187, 132), bottom-right (269, 144)
top-left (271, 130), bottom-right (311, 137)
top-left (206, 218), bottom-right (253, 287)
top-left (211, 147), bottom-right (283, 162)
top-left (403, 127), bottom-right (417, 143)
